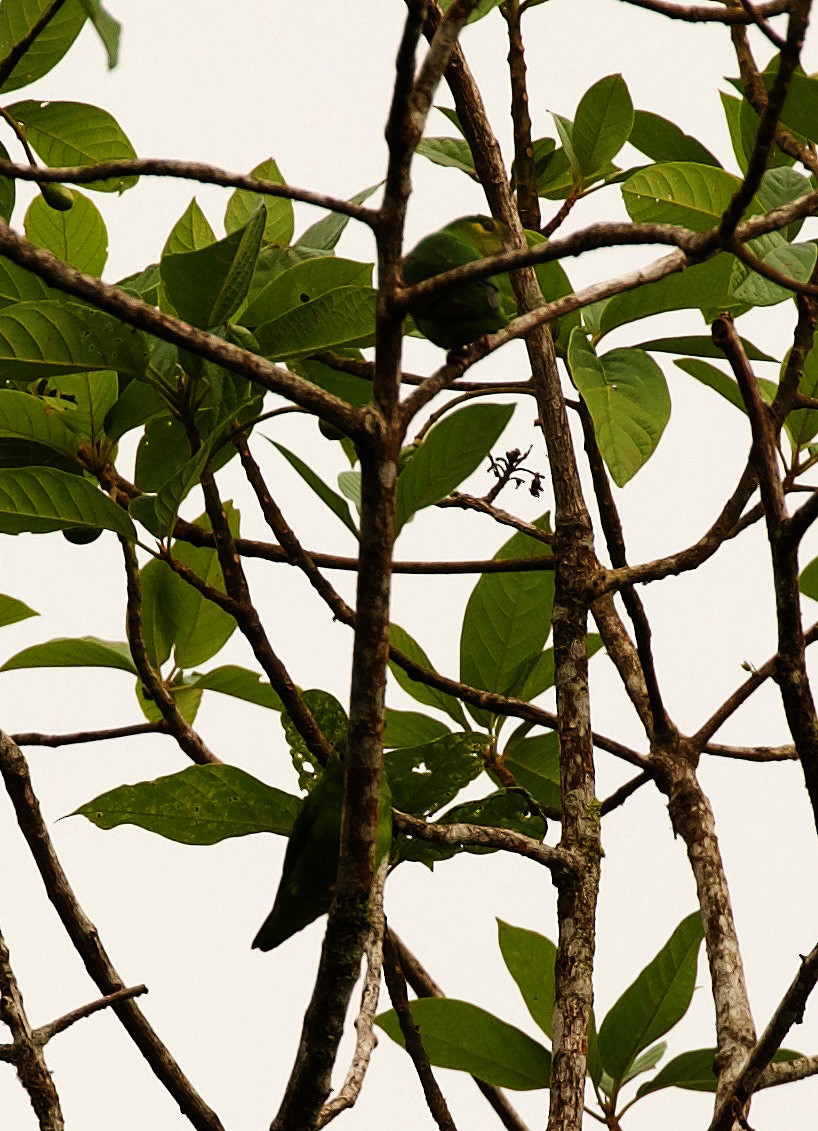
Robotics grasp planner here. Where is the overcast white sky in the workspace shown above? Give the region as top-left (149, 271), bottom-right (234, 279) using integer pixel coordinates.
top-left (2, 2), bottom-right (818, 1129)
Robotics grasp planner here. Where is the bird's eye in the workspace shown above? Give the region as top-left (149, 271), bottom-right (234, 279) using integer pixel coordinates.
top-left (480, 219), bottom-right (494, 232)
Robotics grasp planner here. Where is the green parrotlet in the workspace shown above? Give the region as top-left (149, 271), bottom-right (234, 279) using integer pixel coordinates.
top-left (402, 215), bottom-right (511, 349)
top-left (252, 753), bottom-right (392, 951)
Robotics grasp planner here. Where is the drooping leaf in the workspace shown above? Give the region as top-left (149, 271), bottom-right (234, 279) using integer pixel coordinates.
top-left (389, 623), bottom-right (468, 728)
top-left (0, 0), bottom-right (87, 93)
top-left (71, 764), bottom-right (300, 844)
top-left (498, 920), bottom-right (557, 1038)
top-left (635, 334), bottom-right (774, 363)
top-left (376, 998), bottom-right (550, 1090)
top-left (635, 1046), bottom-right (801, 1097)
top-left (459, 516), bottom-right (554, 726)
top-left (597, 912), bottom-right (704, 1086)
top-left (0, 635), bottom-right (135, 673)
top-left (0, 388), bottom-right (82, 457)
top-left (395, 403), bottom-right (515, 533)
top-left (568, 331), bottom-right (670, 486)
top-left (271, 440), bottom-right (357, 536)
top-left (674, 358), bottom-right (777, 414)
top-left (8, 99), bottom-right (137, 191)
top-left (78, 0), bottom-right (120, 68)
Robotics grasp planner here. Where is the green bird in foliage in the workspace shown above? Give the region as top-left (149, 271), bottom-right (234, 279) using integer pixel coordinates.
top-left (252, 753), bottom-right (392, 951)
top-left (403, 214), bottom-right (511, 350)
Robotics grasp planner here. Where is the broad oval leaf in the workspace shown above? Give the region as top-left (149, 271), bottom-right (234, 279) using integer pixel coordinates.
top-left (569, 331), bottom-right (670, 486)
top-left (8, 99), bottom-right (137, 191)
top-left (388, 623), bottom-right (468, 727)
top-left (503, 730), bottom-right (561, 812)
top-left (622, 162), bottom-right (739, 231)
top-left (375, 998), bottom-right (550, 1090)
top-left (395, 402), bottom-right (514, 534)
top-left (186, 665), bottom-right (283, 711)
top-left (572, 74), bottom-right (633, 181)
top-left (0, 467), bottom-right (135, 537)
top-left (0, 0), bottom-right (86, 93)
top-left (0, 388), bottom-right (81, 457)
top-left (628, 110), bottom-right (720, 167)
top-left (163, 198), bottom-right (215, 257)
top-left (597, 912), bottom-right (704, 1086)
top-left (253, 285), bottom-right (377, 360)
top-left (25, 190), bottom-right (108, 275)
top-left (71, 764), bottom-right (300, 844)
top-left (242, 256), bottom-right (372, 328)
top-left (0, 301), bottom-right (148, 380)
top-left (384, 709), bottom-right (450, 749)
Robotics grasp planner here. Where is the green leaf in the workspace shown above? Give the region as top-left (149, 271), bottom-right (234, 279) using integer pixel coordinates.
top-left (0, 300), bottom-right (148, 380)
top-left (498, 920), bottom-right (557, 1038)
top-left (253, 285), bottom-right (377, 360)
top-left (635, 334), bottom-right (774, 363)
top-left (0, 592), bottom-right (38, 627)
top-left (8, 100), bottom-right (137, 192)
top-left (624, 1041), bottom-right (666, 1084)
top-left (389, 623), bottom-right (468, 728)
top-left (597, 254), bottom-right (742, 337)
top-left (439, 0), bottom-right (503, 20)
top-left (161, 205), bottom-right (266, 329)
top-left (503, 730), bottom-right (561, 812)
top-left (0, 466), bottom-right (135, 536)
top-left (729, 234), bottom-right (817, 307)
top-left (271, 440), bottom-right (357, 536)
top-left (622, 162), bottom-right (739, 231)
top-left (384, 709), bottom-right (450, 749)
top-left (572, 74), bottom-right (633, 181)
top-left (224, 158), bottom-right (293, 246)
top-left (0, 0), bottom-right (86, 93)
top-left (163, 199), bottom-right (215, 257)
top-left (415, 136), bottom-right (477, 179)
top-left (0, 139), bottom-right (15, 220)
top-left (71, 764), bottom-right (301, 844)
top-left (674, 357), bottom-right (777, 414)
top-left (297, 182), bottom-right (382, 251)
top-left (25, 190), bottom-right (107, 275)
top-left (376, 998), bottom-right (550, 1090)
top-left (395, 403), bottom-right (514, 534)
top-left (39, 370), bottom-right (118, 443)
top-left (569, 331), bottom-right (670, 486)
top-left (636, 1046), bottom-right (801, 1097)
top-left (136, 677), bottom-right (202, 726)
top-left (386, 731), bottom-right (488, 817)
top-left (139, 507), bottom-right (239, 670)
top-left (281, 689), bottom-right (348, 789)
top-left (0, 388), bottom-right (81, 457)
top-left (78, 0), bottom-right (120, 68)
top-left (186, 665), bottom-right (283, 711)
top-left (0, 635), bottom-right (135, 673)
top-left (242, 255), bottom-right (372, 327)
top-left (459, 516), bottom-right (554, 726)
top-left (598, 912), bottom-right (704, 1086)
top-left (103, 377), bottom-right (165, 443)
top-left (628, 110), bottom-right (720, 167)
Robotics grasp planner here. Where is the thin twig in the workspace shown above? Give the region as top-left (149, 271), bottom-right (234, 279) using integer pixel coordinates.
top-left (0, 733), bottom-right (226, 1131)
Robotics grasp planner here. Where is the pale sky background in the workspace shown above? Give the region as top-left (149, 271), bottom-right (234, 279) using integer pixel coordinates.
top-left (2, 2), bottom-right (818, 1129)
